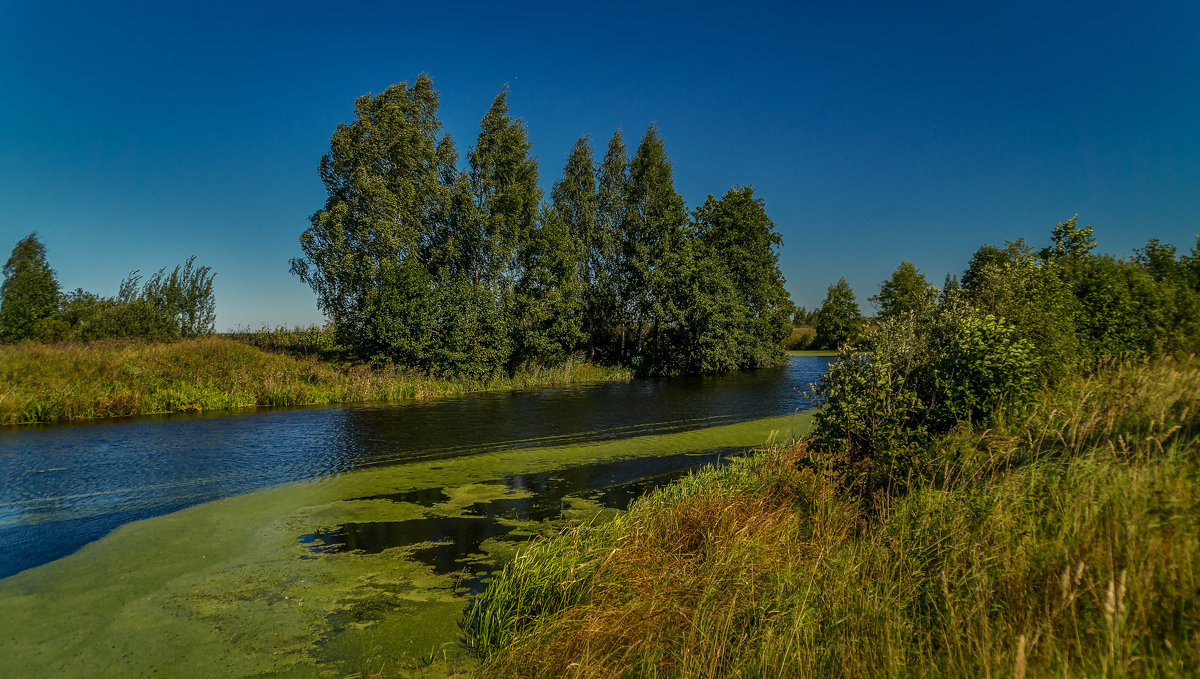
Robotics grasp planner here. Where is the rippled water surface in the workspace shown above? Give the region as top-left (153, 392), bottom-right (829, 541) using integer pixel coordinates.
top-left (0, 355), bottom-right (832, 579)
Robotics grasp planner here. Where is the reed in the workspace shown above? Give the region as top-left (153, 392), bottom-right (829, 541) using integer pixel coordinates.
top-left (464, 355), bottom-right (1200, 677)
top-left (0, 337), bottom-right (631, 425)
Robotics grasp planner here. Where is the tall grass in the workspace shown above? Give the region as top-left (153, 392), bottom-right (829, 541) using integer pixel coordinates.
top-left (0, 337), bottom-right (630, 425)
top-left (463, 356), bottom-right (1200, 677)
top-left (784, 325), bottom-right (817, 351)
top-left (224, 324), bottom-right (342, 358)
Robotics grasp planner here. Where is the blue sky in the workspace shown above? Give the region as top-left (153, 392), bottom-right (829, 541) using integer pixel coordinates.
top-left (2, 1), bottom-right (1198, 329)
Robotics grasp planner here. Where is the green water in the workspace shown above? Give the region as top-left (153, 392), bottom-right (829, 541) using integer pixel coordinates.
top-left (0, 412), bottom-right (810, 677)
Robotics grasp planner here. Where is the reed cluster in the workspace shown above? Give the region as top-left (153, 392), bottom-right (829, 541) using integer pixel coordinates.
top-left (463, 355), bottom-right (1200, 677)
top-left (0, 337), bottom-right (630, 425)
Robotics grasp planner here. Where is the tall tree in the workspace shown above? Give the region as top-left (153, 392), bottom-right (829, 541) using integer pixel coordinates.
top-left (596, 129), bottom-right (630, 357)
top-left (512, 204), bottom-right (586, 365)
top-left (814, 278), bottom-right (863, 349)
top-left (871, 261), bottom-right (937, 320)
top-left (0, 233), bottom-right (60, 342)
top-left (674, 187), bottom-right (792, 371)
top-left (291, 75), bottom-right (451, 366)
top-left (623, 124), bottom-right (688, 366)
top-left (550, 135), bottom-right (600, 356)
top-left (467, 87), bottom-right (541, 289)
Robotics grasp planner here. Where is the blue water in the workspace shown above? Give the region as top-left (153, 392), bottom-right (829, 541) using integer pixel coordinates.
top-left (0, 355), bottom-right (832, 578)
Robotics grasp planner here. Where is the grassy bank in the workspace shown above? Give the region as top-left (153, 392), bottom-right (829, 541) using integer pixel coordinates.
top-left (0, 337), bottom-right (631, 425)
top-left (462, 356), bottom-right (1200, 677)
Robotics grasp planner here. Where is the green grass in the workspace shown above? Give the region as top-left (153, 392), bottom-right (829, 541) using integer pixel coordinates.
top-left (0, 337), bottom-right (631, 425)
top-left (787, 349), bottom-right (838, 357)
top-left (462, 356), bottom-right (1200, 677)
top-left (784, 325), bottom-right (818, 351)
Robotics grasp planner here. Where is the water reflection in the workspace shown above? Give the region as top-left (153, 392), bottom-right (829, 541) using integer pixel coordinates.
top-left (301, 448), bottom-right (739, 593)
top-left (0, 356), bottom-right (831, 578)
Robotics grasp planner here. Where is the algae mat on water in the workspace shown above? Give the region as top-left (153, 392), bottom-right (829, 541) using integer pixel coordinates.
top-left (0, 412), bottom-right (810, 678)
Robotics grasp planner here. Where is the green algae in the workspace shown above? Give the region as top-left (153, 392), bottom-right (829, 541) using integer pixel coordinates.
top-left (0, 411), bottom-right (811, 677)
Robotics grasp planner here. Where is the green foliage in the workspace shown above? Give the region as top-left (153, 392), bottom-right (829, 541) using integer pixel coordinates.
top-left (1068, 254), bottom-right (1200, 357)
top-left (809, 345), bottom-right (926, 494)
top-left (292, 75), bottom-right (455, 369)
top-left (550, 136), bottom-right (602, 358)
top-left (1039, 213), bottom-right (1096, 262)
top-left (0, 337), bottom-right (631, 425)
top-left (294, 77), bottom-right (792, 377)
top-left (965, 246), bottom-right (1081, 382)
top-left (0, 234), bottom-right (213, 344)
top-left (928, 312), bottom-right (1036, 427)
top-left (811, 300), bottom-right (1038, 497)
top-left (870, 260), bottom-right (937, 320)
top-left (792, 304), bottom-right (816, 326)
top-left (621, 124), bottom-right (690, 368)
top-left (591, 131), bottom-right (629, 356)
top-left (669, 186), bottom-right (791, 373)
top-left (467, 88), bottom-right (542, 290)
top-left (814, 277), bottom-right (863, 349)
top-left (467, 354), bottom-right (1200, 679)
top-left (49, 258), bottom-right (216, 342)
top-left (512, 206), bottom-right (585, 366)
top-left (0, 233), bottom-right (60, 342)
top-left (813, 217), bottom-right (1200, 503)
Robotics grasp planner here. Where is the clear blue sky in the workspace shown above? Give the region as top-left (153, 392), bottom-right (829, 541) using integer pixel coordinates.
top-left (3, 1), bottom-right (1198, 329)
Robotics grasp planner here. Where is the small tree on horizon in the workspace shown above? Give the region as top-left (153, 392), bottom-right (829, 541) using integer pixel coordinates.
top-left (814, 277), bottom-right (863, 349)
top-left (0, 233), bottom-right (61, 342)
top-left (870, 260), bottom-right (937, 320)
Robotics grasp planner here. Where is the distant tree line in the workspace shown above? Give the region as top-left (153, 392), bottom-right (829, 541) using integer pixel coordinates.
top-left (0, 233), bottom-right (216, 342)
top-left (292, 75), bottom-right (793, 377)
top-left (808, 216), bottom-right (1200, 499)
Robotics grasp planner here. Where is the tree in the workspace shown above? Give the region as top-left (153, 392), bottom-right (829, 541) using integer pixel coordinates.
top-left (0, 233), bottom-right (60, 342)
top-left (548, 135), bottom-right (599, 357)
top-left (814, 278), bottom-right (863, 349)
top-left (512, 205), bottom-right (585, 365)
top-left (870, 260), bottom-right (937, 320)
top-left (682, 186), bottom-right (792, 369)
top-left (596, 129), bottom-right (630, 358)
top-left (467, 87), bottom-right (541, 290)
top-left (1039, 214), bottom-right (1096, 262)
top-left (940, 273), bottom-right (961, 302)
top-left (623, 124), bottom-right (688, 367)
top-left (292, 75), bottom-right (455, 367)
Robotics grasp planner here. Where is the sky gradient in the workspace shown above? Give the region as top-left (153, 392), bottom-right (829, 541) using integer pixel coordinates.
top-left (2, 1), bottom-right (1198, 329)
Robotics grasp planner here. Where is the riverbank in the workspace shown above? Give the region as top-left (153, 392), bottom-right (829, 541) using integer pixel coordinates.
top-left (463, 355), bottom-right (1200, 677)
top-left (0, 408), bottom-right (809, 677)
top-left (0, 337), bottom-right (631, 425)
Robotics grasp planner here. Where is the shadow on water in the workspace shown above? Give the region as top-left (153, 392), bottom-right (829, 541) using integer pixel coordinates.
top-left (349, 487), bottom-right (451, 507)
top-left (300, 449), bottom-right (740, 594)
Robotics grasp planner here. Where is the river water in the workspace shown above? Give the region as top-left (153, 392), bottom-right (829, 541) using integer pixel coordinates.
top-left (0, 354), bottom-right (831, 676)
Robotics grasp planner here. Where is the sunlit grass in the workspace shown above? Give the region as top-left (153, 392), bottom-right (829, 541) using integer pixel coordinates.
top-left (463, 355), bottom-right (1200, 677)
top-left (0, 337), bottom-right (631, 425)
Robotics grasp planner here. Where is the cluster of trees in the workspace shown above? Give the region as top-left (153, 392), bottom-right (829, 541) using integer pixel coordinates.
top-left (809, 216), bottom-right (1200, 499)
top-left (0, 233), bottom-right (216, 343)
top-left (292, 75), bottom-right (793, 377)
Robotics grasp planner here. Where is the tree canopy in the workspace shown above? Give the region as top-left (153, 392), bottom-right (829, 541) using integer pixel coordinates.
top-left (0, 233), bottom-right (60, 342)
top-left (870, 260), bottom-right (936, 320)
top-left (293, 76), bottom-right (793, 376)
top-left (814, 277), bottom-right (863, 349)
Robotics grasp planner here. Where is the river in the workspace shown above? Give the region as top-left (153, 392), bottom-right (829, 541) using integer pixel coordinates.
top-left (0, 354), bottom-right (830, 677)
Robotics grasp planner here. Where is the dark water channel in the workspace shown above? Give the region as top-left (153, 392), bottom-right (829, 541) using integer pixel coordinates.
top-left (0, 355), bottom-right (831, 580)
top-left (302, 448), bottom-right (737, 594)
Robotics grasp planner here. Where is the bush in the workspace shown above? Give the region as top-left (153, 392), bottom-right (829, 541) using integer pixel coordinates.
top-left (811, 299), bottom-right (1038, 499)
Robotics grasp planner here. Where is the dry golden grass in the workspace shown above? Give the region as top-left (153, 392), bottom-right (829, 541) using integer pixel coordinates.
top-left (466, 356), bottom-right (1200, 678)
